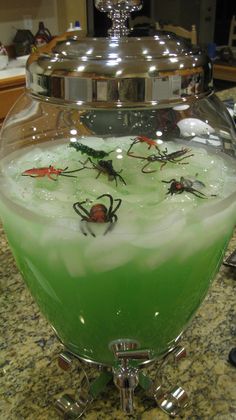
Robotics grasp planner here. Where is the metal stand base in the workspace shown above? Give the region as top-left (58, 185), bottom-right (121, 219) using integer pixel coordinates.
top-left (55, 343), bottom-right (189, 418)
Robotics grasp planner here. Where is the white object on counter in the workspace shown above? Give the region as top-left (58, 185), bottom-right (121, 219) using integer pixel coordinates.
top-left (14, 55), bottom-right (29, 67)
top-left (0, 55), bottom-right (8, 70)
top-left (66, 20), bottom-right (82, 32)
top-left (0, 56), bottom-right (28, 80)
top-left (0, 43), bottom-right (8, 70)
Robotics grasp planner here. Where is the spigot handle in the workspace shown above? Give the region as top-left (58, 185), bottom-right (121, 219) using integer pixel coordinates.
top-left (115, 349), bottom-right (152, 360)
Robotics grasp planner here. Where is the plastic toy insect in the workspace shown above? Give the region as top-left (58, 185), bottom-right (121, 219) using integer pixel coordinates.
top-left (127, 135), bottom-right (160, 154)
top-left (80, 157), bottom-right (126, 186)
top-left (22, 165), bottom-right (83, 181)
top-left (69, 141), bottom-right (114, 160)
top-left (162, 176), bottom-right (207, 198)
top-left (73, 193), bottom-right (122, 236)
top-left (127, 147), bottom-right (194, 173)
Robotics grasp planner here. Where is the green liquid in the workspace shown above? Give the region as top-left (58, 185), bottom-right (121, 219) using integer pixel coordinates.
top-left (0, 138), bottom-right (236, 365)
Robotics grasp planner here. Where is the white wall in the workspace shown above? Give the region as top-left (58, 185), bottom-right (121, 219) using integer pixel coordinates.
top-left (0, 0), bottom-right (59, 45)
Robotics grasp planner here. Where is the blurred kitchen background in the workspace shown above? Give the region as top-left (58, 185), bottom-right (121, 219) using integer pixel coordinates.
top-left (0, 0), bottom-right (235, 48)
top-left (0, 0), bottom-right (87, 45)
top-left (0, 0), bottom-right (235, 123)
top-left (87, 0), bottom-right (234, 45)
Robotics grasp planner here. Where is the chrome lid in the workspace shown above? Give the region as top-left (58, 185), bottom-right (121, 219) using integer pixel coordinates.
top-left (26, 0), bottom-right (213, 108)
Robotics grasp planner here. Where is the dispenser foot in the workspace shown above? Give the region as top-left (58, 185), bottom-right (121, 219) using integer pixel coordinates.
top-left (55, 343), bottom-right (189, 418)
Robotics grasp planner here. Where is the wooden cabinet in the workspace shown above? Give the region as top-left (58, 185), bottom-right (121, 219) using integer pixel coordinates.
top-left (0, 75), bottom-right (25, 122)
top-left (213, 63), bottom-right (236, 82)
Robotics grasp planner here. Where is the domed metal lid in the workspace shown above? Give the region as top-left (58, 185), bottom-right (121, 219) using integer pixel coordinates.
top-left (26, 0), bottom-right (213, 108)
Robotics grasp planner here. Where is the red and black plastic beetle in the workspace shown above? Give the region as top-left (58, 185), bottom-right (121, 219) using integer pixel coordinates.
top-left (73, 193), bottom-right (122, 237)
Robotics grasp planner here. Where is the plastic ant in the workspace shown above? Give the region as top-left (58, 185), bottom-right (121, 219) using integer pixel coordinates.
top-left (127, 147), bottom-right (194, 173)
top-left (73, 193), bottom-right (122, 237)
top-left (22, 165), bottom-right (83, 181)
top-left (162, 176), bottom-right (207, 198)
top-left (80, 157), bottom-right (126, 186)
top-left (127, 136), bottom-right (160, 154)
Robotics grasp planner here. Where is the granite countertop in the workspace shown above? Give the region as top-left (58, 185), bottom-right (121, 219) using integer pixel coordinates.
top-left (1, 89), bottom-right (236, 420)
top-left (217, 87), bottom-right (236, 102)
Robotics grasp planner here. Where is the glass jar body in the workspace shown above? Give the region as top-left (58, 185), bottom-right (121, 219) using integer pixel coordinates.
top-left (1, 92), bottom-right (236, 365)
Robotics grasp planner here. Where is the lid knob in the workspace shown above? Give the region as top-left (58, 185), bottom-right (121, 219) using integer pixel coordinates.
top-left (95, 0), bottom-right (143, 38)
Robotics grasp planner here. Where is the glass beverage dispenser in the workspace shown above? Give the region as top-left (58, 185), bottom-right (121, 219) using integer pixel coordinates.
top-left (1, 0), bottom-right (236, 416)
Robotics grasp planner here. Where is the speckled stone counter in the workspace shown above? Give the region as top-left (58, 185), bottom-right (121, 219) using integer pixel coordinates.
top-left (1, 89), bottom-right (236, 420)
top-left (217, 86), bottom-right (236, 101)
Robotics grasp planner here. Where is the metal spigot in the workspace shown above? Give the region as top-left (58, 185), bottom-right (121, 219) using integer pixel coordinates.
top-left (111, 341), bottom-right (152, 414)
top-left (113, 363), bottom-right (139, 414)
top-left (95, 0), bottom-right (143, 38)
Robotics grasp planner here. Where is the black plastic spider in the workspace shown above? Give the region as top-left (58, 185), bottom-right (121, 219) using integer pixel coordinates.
top-left (73, 193), bottom-right (122, 237)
